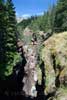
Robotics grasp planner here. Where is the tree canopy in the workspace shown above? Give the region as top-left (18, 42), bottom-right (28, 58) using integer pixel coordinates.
top-left (0, 0), bottom-right (20, 79)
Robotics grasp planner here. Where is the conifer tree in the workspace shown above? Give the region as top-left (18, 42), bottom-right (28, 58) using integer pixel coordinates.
top-left (54, 0), bottom-right (67, 32)
top-left (0, 0), bottom-right (20, 78)
top-left (4, 0), bottom-right (20, 77)
top-left (6, 0), bottom-right (17, 51)
top-left (0, 0), bottom-right (7, 77)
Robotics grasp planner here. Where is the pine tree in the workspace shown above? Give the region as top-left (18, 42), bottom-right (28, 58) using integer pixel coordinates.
top-left (0, 0), bottom-right (20, 78)
top-left (6, 0), bottom-right (17, 51)
top-left (50, 4), bottom-right (56, 34)
top-left (0, 0), bottom-right (7, 77)
top-left (4, 0), bottom-right (20, 77)
top-left (54, 0), bottom-right (67, 32)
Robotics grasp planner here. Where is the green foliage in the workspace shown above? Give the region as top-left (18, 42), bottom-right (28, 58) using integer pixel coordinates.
top-left (54, 0), bottom-right (67, 32)
top-left (26, 6), bottom-right (56, 33)
top-left (18, 16), bottom-right (37, 29)
top-left (0, 0), bottom-right (7, 77)
top-left (23, 34), bottom-right (32, 44)
top-left (29, 16), bottom-right (42, 32)
top-left (18, 0), bottom-right (67, 34)
top-left (17, 16), bottom-right (37, 32)
top-left (0, 0), bottom-right (20, 79)
top-left (0, 52), bottom-right (21, 79)
top-left (5, 52), bottom-right (21, 76)
top-left (17, 16), bottom-right (37, 40)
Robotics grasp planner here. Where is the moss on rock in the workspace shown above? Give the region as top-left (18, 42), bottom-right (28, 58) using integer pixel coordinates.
top-left (40, 32), bottom-right (67, 97)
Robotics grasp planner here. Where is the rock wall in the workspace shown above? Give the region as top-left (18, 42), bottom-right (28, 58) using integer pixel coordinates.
top-left (22, 44), bottom-right (38, 97)
top-left (17, 31), bottom-right (67, 100)
top-left (40, 32), bottom-right (67, 99)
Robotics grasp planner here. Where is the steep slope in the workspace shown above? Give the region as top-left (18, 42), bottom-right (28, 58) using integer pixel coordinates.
top-left (40, 32), bottom-right (67, 99)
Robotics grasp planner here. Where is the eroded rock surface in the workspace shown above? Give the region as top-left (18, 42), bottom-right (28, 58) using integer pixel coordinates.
top-left (40, 32), bottom-right (67, 99)
top-left (17, 31), bottom-right (67, 99)
top-left (22, 44), bottom-right (38, 97)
